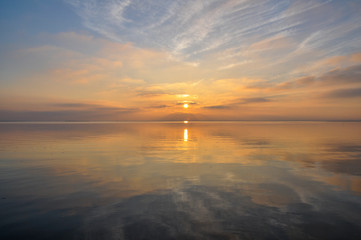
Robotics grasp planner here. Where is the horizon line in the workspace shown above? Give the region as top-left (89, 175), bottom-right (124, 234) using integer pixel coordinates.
top-left (1, 120), bottom-right (361, 124)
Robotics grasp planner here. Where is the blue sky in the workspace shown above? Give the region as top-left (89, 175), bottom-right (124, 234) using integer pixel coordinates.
top-left (65, 0), bottom-right (361, 61)
top-left (1, 0), bottom-right (361, 121)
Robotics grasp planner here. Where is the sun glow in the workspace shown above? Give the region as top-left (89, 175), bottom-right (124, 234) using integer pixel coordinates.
top-left (183, 103), bottom-right (189, 109)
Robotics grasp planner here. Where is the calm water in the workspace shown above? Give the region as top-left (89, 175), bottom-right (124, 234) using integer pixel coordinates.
top-left (0, 122), bottom-right (361, 240)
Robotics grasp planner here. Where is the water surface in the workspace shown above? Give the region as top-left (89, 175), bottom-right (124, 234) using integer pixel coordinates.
top-left (1, 122), bottom-right (361, 239)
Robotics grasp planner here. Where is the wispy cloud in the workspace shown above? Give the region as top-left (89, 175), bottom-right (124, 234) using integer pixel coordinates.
top-left (66, 0), bottom-right (361, 63)
top-left (275, 64), bottom-right (361, 90)
top-left (203, 105), bottom-right (234, 110)
top-left (146, 105), bottom-right (169, 109)
top-left (322, 87), bottom-right (361, 99)
top-left (0, 103), bottom-right (139, 121)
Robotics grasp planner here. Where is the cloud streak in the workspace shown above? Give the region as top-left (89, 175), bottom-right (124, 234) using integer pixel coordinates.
top-left (66, 0), bottom-right (361, 62)
top-left (322, 87), bottom-right (361, 99)
top-left (2, 1), bottom-right (361, 121)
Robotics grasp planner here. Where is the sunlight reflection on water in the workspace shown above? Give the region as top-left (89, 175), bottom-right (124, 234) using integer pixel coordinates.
top-left (184, 128), bottom-right (188, 142)
top-left (0, 122), bottom-right (361, 239)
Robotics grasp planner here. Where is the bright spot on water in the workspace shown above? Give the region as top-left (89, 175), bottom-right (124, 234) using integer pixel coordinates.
top-left (184, 129), bottom-right (188, 142)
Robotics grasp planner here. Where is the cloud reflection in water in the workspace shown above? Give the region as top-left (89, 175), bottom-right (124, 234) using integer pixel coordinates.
top-left (0, 122), bottom-right (361, 239)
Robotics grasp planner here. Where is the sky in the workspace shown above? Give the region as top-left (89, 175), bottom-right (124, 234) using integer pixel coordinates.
top-left (0, 0), bottom-right (361, 121)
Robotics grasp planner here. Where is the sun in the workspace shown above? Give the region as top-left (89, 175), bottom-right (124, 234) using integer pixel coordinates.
top-left (183, 103), bottom-right (189, 109)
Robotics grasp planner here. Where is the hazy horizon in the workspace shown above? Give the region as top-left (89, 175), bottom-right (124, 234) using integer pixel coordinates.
top-left (2, 119), bottom-right (361, 123)
top-left (1, 2), bottom-right (361, 239)
top-left (1, 0), bottom-right (361, 121)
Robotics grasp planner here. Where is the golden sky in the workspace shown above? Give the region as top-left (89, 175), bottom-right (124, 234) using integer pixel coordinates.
top-left (1, 0), bottom-right (361, 121)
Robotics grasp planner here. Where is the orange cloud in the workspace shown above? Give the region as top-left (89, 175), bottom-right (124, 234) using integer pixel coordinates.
top-left (2, 32), bottom-right (361, 121)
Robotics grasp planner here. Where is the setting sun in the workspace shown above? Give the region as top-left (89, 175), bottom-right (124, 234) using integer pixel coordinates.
top-left (1, 1), bottom-right (361, 239)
